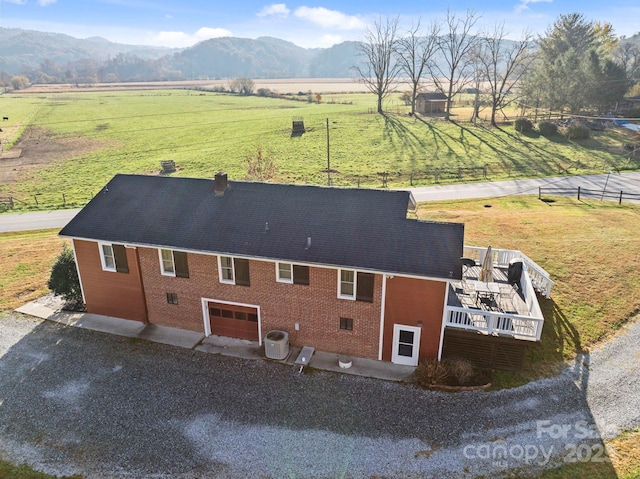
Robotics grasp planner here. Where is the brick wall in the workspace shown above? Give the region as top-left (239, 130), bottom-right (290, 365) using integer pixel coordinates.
top-left (74, 240), bottom-right (147, 322)
top-left (138, 248), bottom-right (382, 359)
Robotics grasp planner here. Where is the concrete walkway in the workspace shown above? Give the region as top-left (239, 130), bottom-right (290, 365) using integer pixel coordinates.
top-left (15, 296), bottom-right (416, 383)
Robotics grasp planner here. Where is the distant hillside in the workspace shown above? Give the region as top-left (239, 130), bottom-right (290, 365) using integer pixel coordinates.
top-left (0, 27), bottom-right (365, 81)
top-left (0, 27), bottom-right (178, 75)
top-left (170, 36), bottom-right (314, 78)
top-left (167, 36), bottom-right (365, 79)
top-left (621, 32), bottom-right (640, 47)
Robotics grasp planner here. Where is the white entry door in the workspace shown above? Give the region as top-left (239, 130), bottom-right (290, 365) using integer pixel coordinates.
top-left (391, 324), bottom-right (421, 366)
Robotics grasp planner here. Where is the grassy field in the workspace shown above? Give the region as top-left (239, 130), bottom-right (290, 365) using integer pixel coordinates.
top-left (1, 89), bottom-right (638, 210)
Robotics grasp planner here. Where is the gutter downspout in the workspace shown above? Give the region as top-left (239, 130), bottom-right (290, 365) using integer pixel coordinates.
top-left (437, 282), bottom-right (451, 361)
top-left (133, 246), bottom-right (149, 324)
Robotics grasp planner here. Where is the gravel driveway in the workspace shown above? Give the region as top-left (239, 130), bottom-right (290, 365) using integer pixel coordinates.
top-left (1, 312), bottom-right (638, 478)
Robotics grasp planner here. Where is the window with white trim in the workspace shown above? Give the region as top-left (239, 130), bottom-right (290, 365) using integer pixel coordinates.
top-left (99, 242), bottom-right (129, 273)
top-left (219, 256), bottom-right (250, 286)
top-left (277, 263), bottom-right (309, 285)
top-left (100, 243), bottom-right (115, 271)
top-left (339, 269), bottom-right (355, 298)
top-left (277, 263), bottom-right (293, 283)
top-left (338, 269), bottom-right (374, 302)
top-left (160, 249), bottom-right (174, 275)
top-left (158, 249), bottom-right (189, 278)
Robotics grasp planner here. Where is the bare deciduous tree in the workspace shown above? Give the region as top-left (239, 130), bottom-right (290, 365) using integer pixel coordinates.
top-left (615, 43), bottom-right (640, 84)
top-left (245, 145), bottom-right (277, 181)
top-left (354, 16), bottom-right (400, 114)
top-left (230, 77), bottom-right (255, 95)
top-left (429, 9), bottom-right (481, 121)
top-left (395, 19), bottom-right (440, 115)
top-left (477, 24), bottom-right (535, 126)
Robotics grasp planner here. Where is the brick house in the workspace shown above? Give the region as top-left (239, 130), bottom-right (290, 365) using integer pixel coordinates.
top-left (60, 173), bottom-right (465, 366)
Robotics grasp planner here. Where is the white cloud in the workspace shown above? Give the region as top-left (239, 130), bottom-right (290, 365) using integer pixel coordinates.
top-left (318, 34), bottom-right (343, 47)
top-left (294, 6), bottom-right (365, 30)
top-left (515, 0), bottom-right (553, 14)
top-left (152, 27), bottom-right (232, 48)
top-left (258, 3), bottom-right (290, 17)
top-left (194, 27), bottom-right (232, 40)
top-left (37, 0), bottom-right (57, 5)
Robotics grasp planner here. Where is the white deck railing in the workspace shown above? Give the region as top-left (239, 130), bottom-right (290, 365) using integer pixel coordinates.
top-left (445, 306), bottom-right (544, 341)
top-left (463, 246), bottom-right (554, 298)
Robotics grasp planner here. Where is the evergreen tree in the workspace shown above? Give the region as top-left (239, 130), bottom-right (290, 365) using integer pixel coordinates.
top-left (48, 245), bottom-right (83, 307)
top-left (523, 13), bottom-right (628, 113)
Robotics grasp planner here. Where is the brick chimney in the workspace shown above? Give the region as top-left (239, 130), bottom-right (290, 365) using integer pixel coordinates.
top-left (214, 172), bottom-right (228, 196)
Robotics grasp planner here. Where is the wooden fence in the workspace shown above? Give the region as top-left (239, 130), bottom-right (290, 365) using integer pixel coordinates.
top-left (538, 186), bottom-right (640, 204)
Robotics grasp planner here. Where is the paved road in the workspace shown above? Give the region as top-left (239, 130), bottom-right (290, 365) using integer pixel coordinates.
top-left (0, 208), bottom-right (80, 233)
top-left (409, 172), bottom-right (640, 202)
top-left (1, 173), bottom-right (638, 233)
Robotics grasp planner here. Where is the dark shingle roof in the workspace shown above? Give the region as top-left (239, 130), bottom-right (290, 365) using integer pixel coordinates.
top-left (416, 92), bottom-right (447, 100)
top-left (60, 174), bottom-right (464, 279)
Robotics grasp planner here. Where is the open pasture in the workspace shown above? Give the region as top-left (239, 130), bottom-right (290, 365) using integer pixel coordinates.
top-left (0, 88), bottom-right (638, 209)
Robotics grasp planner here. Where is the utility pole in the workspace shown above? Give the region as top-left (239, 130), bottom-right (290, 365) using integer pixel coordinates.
top-left (326, 118), bottom-right (331, 186)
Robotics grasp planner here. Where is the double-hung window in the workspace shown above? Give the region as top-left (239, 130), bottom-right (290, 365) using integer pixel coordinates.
top-left (338, 269), bottom-right (374, 302)
top-left (159, 249), bottom-right (189, 278)
top-left (99, 243), bottom-right (129, 273)
top-left (219, 256), bottom-right (250, 286)
top-left (276, 263), bottom-right (309, 285)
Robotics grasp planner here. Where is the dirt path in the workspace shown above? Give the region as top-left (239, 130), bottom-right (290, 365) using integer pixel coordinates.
top-left (0, 126), bottom-right (103, 185)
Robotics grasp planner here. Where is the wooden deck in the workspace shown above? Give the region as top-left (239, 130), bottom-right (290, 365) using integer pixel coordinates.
top-left (444, 260), bottom-right (544, 341)
top-left (447, 264), bottom-right (528, 316)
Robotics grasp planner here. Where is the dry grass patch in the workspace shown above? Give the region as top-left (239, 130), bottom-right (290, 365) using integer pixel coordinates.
top-left (0, 229), bottom-right (68, 312)
top-left (606, 428), bottom-right (640, 478)
top-left (418, 196), bottom-right (640, 374)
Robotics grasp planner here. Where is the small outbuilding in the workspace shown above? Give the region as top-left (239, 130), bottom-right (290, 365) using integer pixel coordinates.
top-left (416, 92), bottom-right (448, 114)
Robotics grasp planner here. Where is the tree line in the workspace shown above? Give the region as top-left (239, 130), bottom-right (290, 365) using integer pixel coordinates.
top-left (355, 11), bottom-right (639, 124)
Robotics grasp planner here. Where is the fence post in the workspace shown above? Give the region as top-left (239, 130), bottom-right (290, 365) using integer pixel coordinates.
top-left (619, 191), bottom-right (623, 205)
top-left (577, 186), bottom-right (581, 201)
top-left (538, 187), bottom-right (541, 200)
top-left (34, 195), bottom-right (39, 206)
top-left (62, 193), bottom-right (66, 206)
top-left (410, 172), bottom-right (413, 186)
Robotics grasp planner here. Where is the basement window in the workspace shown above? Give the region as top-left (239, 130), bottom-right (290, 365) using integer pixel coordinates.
top-left (166, 293), bottom-right (178, 305)
top-left (340, 317), bottom-right (354, 331)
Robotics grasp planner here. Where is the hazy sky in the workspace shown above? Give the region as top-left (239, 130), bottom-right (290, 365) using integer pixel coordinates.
top-left (0, 0), bottom-right (638, 49)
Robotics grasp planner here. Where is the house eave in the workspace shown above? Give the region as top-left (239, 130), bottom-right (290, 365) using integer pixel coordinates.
top-left (61, 234), bottom-right (457, 283)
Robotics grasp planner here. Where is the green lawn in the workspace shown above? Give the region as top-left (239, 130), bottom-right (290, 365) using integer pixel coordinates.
top-left (1, 89), bottom-right (638, 210)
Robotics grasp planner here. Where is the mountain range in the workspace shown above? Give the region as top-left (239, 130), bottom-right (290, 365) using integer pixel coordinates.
top-left (0, 27), bottom-right (364, 81)
top-left (1, 26), bottom-right (638, 83)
